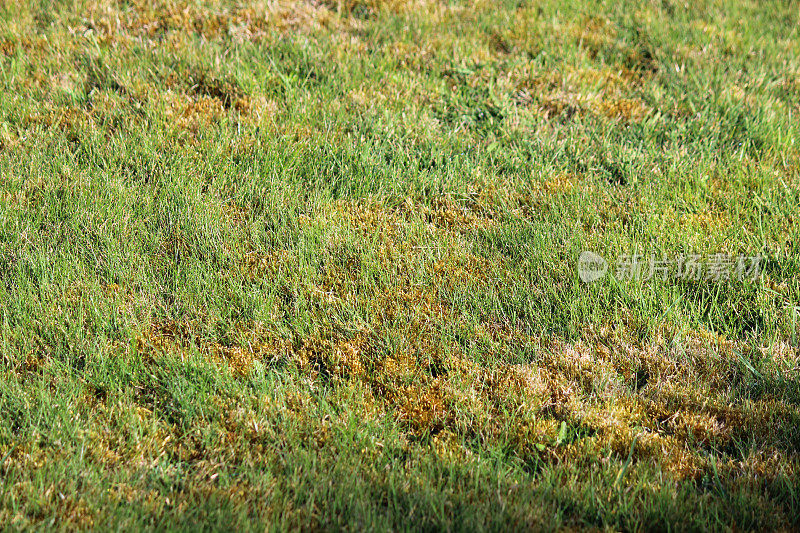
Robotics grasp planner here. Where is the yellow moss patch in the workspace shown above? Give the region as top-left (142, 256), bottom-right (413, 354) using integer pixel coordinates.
top-left (597, 98), bottom-right (652, 122)
top-left (243, 249), bottom-right (300, 281)
top-left (77, 0), bottom-right (336, 43)
top-left (161, 92), bottom-right (226, 133)
top-left (432, 429), bottom-right (474, 463)
top-left (291, 334), bottom-right (369, 379)
top-left (137, 319), bottom-right (291, 375)
top-left (396, 378), bottom-right (447, 432)
top-left (541, 172), bottom-right (585, 195)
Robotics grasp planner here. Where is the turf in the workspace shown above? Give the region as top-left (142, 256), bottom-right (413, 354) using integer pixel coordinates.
top-left (1, 0), bottom-right (799, 530)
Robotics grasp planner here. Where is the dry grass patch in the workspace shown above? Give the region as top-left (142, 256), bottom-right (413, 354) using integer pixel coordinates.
top-left (75, 0), bottom-right (337, 43)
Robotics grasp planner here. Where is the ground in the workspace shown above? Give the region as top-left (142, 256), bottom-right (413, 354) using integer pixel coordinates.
top-left (0, 0), bottom-right (799, 530)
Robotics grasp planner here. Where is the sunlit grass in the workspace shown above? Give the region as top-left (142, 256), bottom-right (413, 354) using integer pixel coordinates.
top-left (1, 0), bottom-right (799, 529)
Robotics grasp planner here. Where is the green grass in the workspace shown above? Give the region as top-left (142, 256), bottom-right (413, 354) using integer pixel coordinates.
top-left (1, 0), bottom-right (799, 529)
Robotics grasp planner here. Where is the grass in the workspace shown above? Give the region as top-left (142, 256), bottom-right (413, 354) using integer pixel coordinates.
top-left (0, 0), bottom-right (799, 530)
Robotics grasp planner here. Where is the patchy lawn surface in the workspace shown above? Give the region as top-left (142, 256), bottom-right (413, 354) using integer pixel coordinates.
top-left (1, 0), bottom-right (799, 530)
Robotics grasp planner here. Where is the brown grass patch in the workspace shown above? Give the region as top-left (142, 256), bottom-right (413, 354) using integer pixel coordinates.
top-left (508, 62), bottom-right (651, 123)
top-left (73, 0), bottom-right (336, 43)
top-left (137, 319), bottom-right (290, 375)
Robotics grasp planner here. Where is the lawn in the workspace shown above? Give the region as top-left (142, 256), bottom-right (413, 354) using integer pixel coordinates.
top-left (1, 0), bottom-right (799, 530)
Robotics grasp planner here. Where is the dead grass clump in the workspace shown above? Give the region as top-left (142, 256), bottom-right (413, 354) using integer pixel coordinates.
top-left (204, 344), bottom-right (261, 376)
top-left (537, 92), bottom-right (651, 123)
top-left (121, 1), bottom-right (236, 39)
top-left (643, 384), bottom-right (744, 438)
top-left (537, 91), bottom-right (589, 120)
top-left (366, 349), bottom-right (559, 439)
top-left (760, 341), bottom-right (799, 378)
top-left (162, 92), bottom-right (226, 133)
top-left (396, 379), bottom-right (447, 432)
top-left (0, 38), bottom-right (16, 56)
top-left (236, 95), bottom-right (280, 127)
top-left (573, 67), bottom-right (642, 91)
top-left (371, 285), bottom-right (449, 332)
top-left (137, 319), bottom-right (191, 356)
top-left (669, 411), bottom-right (732, 447)
top-left (395, 356), bottom-right (560, 444)
top-left (0, 448), bottom-right (97, 526)
top-left (51, 496), bottom-right (96, 529)
top-left (562, 399), bottom-right (709, 481)
top-left (429, 251), bottom-right (502, 291)
top-left (24, 106), bottom-right (95, 140)
top-left (541, 172), bottom-right (584, 195)
top-left (509, 62), bottom-right (651, 124)
top-left (586, 324), bottom-right (745, 394)
top-left (416, 194), bottom-right (498, 232)
top-left (378, 353), bottom-right (418, 381)
top-left (540, 340), bottom-right (622, 398)
top-left (330, 198), bottom-right (405, 235)
top-left (243, 249), bottom-right (299, 281)
top-left (431, 429), bottom-right (474, 462)
top-left (320, 0), bottom-right (421, 18)
top-left (383, 41), bottom-right (436, 72)
top-left (723, 448), bottom-right (798, 486)
top-left (638, 433), bottom-right (707, 480)
top-left (346, 79), bottom-right (435, 115)
top-left (506, 67), bottom-right (562, 108)
top-left (290, 333), bottom-right (369, 379)
top-left (737, 399), bottom-right (800, 449)
top-left (571, 16), bottom-right (617, 61)
top-left (326, 191), bottom-right (502, 244)
top-left (597, 98), bottom-right (651, 122)
top-left (485, 363), bottom-right (553, 414)
top-left (108, 0), bottom-right (335, 41)
top-left (137, 319), bottom-right (290, 374)
top-left (185, 72), bottom-right (246, 110)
